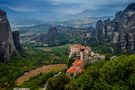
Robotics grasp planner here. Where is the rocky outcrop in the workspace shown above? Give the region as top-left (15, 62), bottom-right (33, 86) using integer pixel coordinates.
top-left (95, 3), bottom-right (135, 53)
top-left (117, 3), bottom-right (135, 53)
top-left (95, 19), bottom-right (116, 45)
top-left (95, 20), bottom-right (105, 44)
top-left (12, 31), bottom-right (24, 55)
top-left (40, 26), bottom-right (59, 46)
top-left (0, 9), bottom-right (20, 62)
top-left (47, 27), bottom-right (59, 46)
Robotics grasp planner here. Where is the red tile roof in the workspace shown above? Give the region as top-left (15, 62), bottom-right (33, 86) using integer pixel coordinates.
top-left (67, 59), bottom-right (84, 75)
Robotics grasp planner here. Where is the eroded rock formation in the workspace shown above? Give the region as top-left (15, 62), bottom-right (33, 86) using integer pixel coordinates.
top-left (117, 3), bottom-right (135, 53)
top-left (0, 9), bottom-right (23, 62)
top-left (95, 3), bottom-right (135, 53)
top-left (47, 27), bottom-right (59, 45)
top-left (12, 31), bottom-right (24, 55)
top-left (39, 26), bottom-right (59, 46)
top-left (0, 9), bottom-right (19, 62)
top-left (95, 20), bottom-right (105, 44)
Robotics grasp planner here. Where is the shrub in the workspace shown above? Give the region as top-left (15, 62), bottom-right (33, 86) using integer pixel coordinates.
top-left (67, 54), bottom-right (135, 90)
top-left (21, 72), bottom-right (55, 89)
top-left (46, 74), bottom-right (70, 90)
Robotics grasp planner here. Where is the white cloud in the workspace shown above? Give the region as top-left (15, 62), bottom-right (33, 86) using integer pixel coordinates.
top-left (8, 5), bottom-right (36, 12)
top-left (50, 0), bottom-right (133, 9)
top-left (51, 0), bottom-right (134, 14)
top-left (57, 8), bottom-right (83, 14)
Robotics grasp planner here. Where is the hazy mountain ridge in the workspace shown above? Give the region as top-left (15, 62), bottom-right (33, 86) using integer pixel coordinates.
top-left (64, 9), bottom-right (113, 20)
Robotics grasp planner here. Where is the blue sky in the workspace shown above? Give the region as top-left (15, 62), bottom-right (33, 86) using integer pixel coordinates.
top-left (0, 0), bottom-right (134, 21)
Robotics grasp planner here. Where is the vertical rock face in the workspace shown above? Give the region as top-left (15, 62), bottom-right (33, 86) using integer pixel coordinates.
top-left (47, 27), bottom-right (58, 45)
top-left (95, 3), bottom-right (135, 53)
top-left (113, 11), bottom-right (123, 22)
top-left (95, 19), bottom-right (116, 45)
top-left (116, 3), bottom-right (135, 53)
top-left (40, 26), bottom-right (59, 46)
top-left (0, 9), bottom-right (18, 62)
top-left (95, 20), bottom-right (105, 44)
top-left (12, 31), bottom-right (24, 55)
top-left (103, 18), bottom-right (115, 42)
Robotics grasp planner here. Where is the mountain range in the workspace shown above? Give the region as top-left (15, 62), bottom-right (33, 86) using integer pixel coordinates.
top-left (10, 9), bottom-right (113, 28)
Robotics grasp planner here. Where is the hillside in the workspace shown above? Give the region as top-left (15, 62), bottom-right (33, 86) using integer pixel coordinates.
top-left (0, 1), bottom-right (135, 90)
top-left (65, 54), bottom-right (135, 90)
top-left (0, 46), bottom-right (68, 90)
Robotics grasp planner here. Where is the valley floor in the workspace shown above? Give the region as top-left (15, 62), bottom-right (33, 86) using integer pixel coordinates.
top-left (0, 45), bottom-right (68, 90)
top-left (15, 64), bottom-right (67, 86)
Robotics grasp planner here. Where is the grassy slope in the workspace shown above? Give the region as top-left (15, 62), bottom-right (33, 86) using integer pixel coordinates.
top-left (0, 45), bottom-right (68, 90)
top-left (16, 64), bottom-right (67, 86)
top-left (1, 44), bottom-right (135, 90)
top-left (66, 54), bottom-right (135, 90)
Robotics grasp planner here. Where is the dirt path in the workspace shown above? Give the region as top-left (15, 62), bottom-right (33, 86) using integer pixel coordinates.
top-left (15, 64), bottom-right (67, 86)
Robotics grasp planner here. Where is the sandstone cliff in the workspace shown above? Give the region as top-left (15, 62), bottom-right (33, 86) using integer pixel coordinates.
top-left (95, 3), bottom-right (135, 53)
top-left (0, 9), bottom-right (20, 62)
top-left (39, 26), bottom-right (59, 46)
top-left (12, 31), bottom-right (24, 55)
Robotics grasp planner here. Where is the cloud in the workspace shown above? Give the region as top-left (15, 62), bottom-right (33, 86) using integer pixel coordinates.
top-left (51, 0), bottom-right (134, 10)
top-left (8, 5), bottom-right (36, 12)
top-left (0, 0), bottom-right (134, 21)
